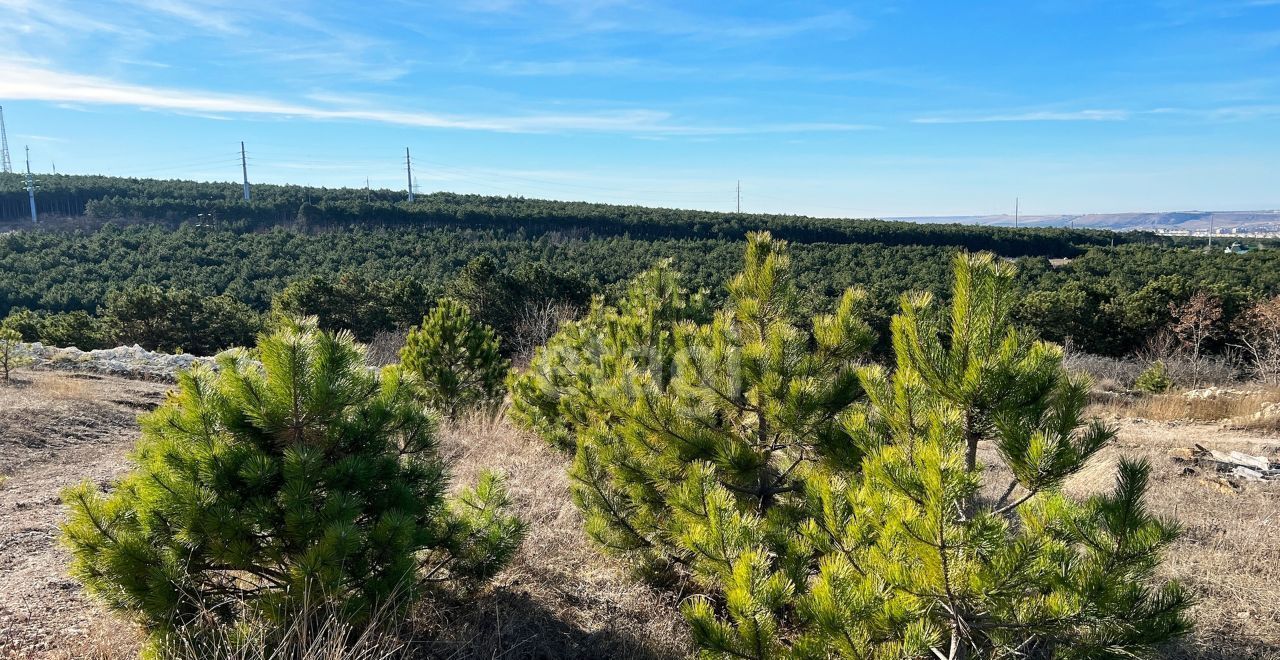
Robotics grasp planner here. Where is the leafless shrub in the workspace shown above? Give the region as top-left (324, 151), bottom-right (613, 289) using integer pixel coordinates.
top-left (365, 330), bottom-right (408, 367)
top-left (1162, 354), bottom-right (1241, 388)
top-left (1169, 292), bottom-right (1225, 387)
top-left (1137, 328), bottom-right (1181, 365)
top-left (1063, 351), bottom-right (1145, 390)
top-left (1126, 330), bottom-right (1242, 387)
top-left (1234, 295), bottom-right (1280, 386)
top-left (509, 301), bottom-right (580, 368)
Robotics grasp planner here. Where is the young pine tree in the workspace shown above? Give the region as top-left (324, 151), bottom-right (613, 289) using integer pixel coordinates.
top-left (401, 298), bottom-right (509, 419)
top-left (513, 234), bottom-right (875, 578)
top-left (0, 327), bottom-right (31, 382)
top-left (508, 258), bottom-right (709, 452)
top-left (62, 318), bottom-right (524, 649)
top-left (514, 240), bottom-right (1190, 658)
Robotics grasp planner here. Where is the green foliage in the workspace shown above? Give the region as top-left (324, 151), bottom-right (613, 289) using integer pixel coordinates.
top-left (514, 237), bottom-right (1190, 658)
top-left (401, 298), bottom-right (509, 419)
top-left (508, 258), bottom-right (711, 457)
top-left (3, 175), bottom-right (1278, 360)
top-left (103, 285), bottom-right (261, 354)
top-left (1135, 361), bottom-right (1174, 394)
top-left (36, 310), bottom-right (111, 349)
top-left (446, 256), bottom-right (590, 342)
top-left (61, 318), bottom-right (524, 650)
top-left (0, 327), bottom-right (30, 382)
top-left (1, 308), bottom-right (41, 341)
top-left (5, 307), bottom-right (112, 349)
top-left (271, 274), bottom-right (434, 341)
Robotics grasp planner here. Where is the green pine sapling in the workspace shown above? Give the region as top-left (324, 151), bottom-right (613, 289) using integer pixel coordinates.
top-left (62, 318), bottom-right (524, 651)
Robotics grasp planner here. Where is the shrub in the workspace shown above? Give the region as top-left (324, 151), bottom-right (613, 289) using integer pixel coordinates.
top-left (1135, 361), bottom-right (1174, 394)
top-left (1235, 294), bottom-right (1280, 385)
top-left (61, 318), bottom-right (524, 651)
top-left (1, 308), bottom-right (42, 341)
top-left (104, 286), bottom-right (262, 355)
top-left (512, 234), bottom-right (1190, 658)
top-left (37, 310), bottom-right (112, 349)
top-left (401, 298), bottom-right (509, 419)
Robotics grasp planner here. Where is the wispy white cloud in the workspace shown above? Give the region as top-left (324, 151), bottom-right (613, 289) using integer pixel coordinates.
top-left (912, 110), bottom-right (1131, 124)
top-left (127, 0), bottom-right (244, 34)
top-left (1149, 105), bottom-right (1280, 120)
top-left (0, 58), bottom-right (875, 135)
top-left (444, 1), bottom-right (862, 43)
top-left (16, 134), bottom-right (70, 143)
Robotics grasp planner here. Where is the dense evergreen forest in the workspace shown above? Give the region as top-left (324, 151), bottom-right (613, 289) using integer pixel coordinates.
top-left (2, 173), bottom-right (1276, 360)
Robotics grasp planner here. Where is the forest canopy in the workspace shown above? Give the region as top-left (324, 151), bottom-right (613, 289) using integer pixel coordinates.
top-left (2, 173), bottom-right (1276, 360)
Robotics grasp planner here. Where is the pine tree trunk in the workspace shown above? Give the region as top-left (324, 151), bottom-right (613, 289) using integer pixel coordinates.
top-left (964, 410), bottom-right (980, 472)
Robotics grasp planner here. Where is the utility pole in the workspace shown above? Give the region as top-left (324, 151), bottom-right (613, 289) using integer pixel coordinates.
top-left (366, 176), bottom-right (371, 203)
top-left (1014, 197), bottom-right (1019, 228)
top-left (0, 106), bottom-right (11, 174)
top-left (24, 146), bottom-right (37, 223)
top-left (1208, 217), bottom-right (1214, 250)
top-left (405, 148), bottom-right (415, 203)
top-left (240, 141), bottom-right (251, 201)
top-left (736, 180), bottom-right (741, 213)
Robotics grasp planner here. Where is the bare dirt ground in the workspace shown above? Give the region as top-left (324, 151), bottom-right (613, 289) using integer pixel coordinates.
top-left (1067, 414), bottom-right (1280, 659)
top-left (0, 372), bottom-right (169, 659)
top-left (2, 371), bottom-right (1277, 659)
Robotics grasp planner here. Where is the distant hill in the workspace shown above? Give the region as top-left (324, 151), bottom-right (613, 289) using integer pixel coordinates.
top-left (891, 210), bottom-right (1280, 233)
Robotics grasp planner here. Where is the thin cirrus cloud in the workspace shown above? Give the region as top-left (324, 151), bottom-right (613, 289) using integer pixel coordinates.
top-left (0, 59), bottom-right (876, 135)
top-left (912, 110), bottom-right (1132, 124)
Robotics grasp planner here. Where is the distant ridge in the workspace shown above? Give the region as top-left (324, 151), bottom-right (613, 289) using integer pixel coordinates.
top-left (889, 210), bottom-right (1280, 233)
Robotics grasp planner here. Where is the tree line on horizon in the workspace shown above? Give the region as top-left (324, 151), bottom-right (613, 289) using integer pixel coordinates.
top-left (0, 172), bottom-right (1150, 257)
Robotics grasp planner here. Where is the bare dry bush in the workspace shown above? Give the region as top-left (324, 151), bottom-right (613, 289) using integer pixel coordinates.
top-left (1236, 295), bottom-right (1280, 386)
top-left (1064, 350), bottom-right (1145, 390)
top-left (364, 329), bottom-right (408, 367)
top-left (508, 301), bottom-right (579, 368)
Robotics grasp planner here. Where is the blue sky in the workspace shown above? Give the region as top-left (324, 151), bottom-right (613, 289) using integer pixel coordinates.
top-left (1, 0), bottom-right (1278, 216)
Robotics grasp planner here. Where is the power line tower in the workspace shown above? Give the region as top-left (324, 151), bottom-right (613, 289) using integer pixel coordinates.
top-left (25, 145), bottom-right (37, 223)
top-left (736, 180), bottom-right (741, 213)
top-left (240, 141), bottom-right (251, 201)
top-left (0, 106), bottom-right (12, 174)
top-left (405, 147), bottom-right (415, 203)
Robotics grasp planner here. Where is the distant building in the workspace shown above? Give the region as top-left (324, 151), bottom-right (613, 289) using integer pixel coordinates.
top-left (1224, 242), bottom-right (1248, 254)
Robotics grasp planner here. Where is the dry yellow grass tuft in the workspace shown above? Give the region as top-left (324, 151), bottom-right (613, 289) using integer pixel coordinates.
top-left (1094, 386), bottom-right (1280, 429)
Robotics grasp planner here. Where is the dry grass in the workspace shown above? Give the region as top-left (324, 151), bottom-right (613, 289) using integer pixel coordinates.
top-left (419, 409), bottom-right (693, 659)
top-left (1092, 386), bottom-right (1280, 429)
top-left (980, 415), bottom-right (1280, 659)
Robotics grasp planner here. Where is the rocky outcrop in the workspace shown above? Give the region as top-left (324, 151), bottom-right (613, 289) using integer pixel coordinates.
top-left (21, 342), bottom-right (215, 382)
